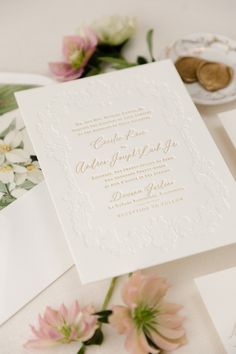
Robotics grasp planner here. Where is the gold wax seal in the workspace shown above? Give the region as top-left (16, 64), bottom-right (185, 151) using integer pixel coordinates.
top-left (196, 61), bottom-right (233, 91)
top-left (175, 57), bottom-right (205, 83)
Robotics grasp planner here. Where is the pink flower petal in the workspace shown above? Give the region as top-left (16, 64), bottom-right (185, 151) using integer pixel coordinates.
top-left (157, 324), bottom-right (186, 340)
top-left (38, 314), bottom-right (52, 335)
top-left (158, 314), bottom-right (185, 329)
top-left (24, 338), bottom-right (59, 349)
top-left (125, 329), bottom-right (157, 354)
top-left (49, 62), bottom-right (83, 81)
top-left (67, 300), bottom-right (80, 324)
top-left (150, 330), bottom-right (181, 351)
top-left (44, 306), bottom-right (60, 326)
top-left (63, 36), bottom-right (84, 62)
top-left (140, 275), bottom-right (169, 307)
top-left (30, 325), bottom-right (44, 339)
top-left (160, 302), bottom-right (183, 314)
top-left (59, 303), bottom-right (69, 322)
top-left (122, 271), bottom-right (144, 307)
top-left (109, 306), bottom-right (133, 334)
top-left (82, 28), bottom-right (98, 48)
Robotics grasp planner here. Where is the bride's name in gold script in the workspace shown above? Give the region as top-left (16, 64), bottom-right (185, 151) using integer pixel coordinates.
top-left (76, 139), bottom-right (178, 174)
top-left (110, 180), bottom-right (175, 201)
top-left (90, 129), bottom-right (147, 150)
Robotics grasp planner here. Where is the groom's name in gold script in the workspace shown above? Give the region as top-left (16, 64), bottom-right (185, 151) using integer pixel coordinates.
top-left (76, 139), bottom-right (178, 174)
top-left (110, 180), bottom-right (175, 202)
top-left (90, 129), bottom-right (147, 150)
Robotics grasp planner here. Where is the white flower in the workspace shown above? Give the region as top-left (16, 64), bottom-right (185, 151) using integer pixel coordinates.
top-left (0, 164), bottom-right (14, 184)
top-left (91, 15), bottom-right (136, 45)
top-left (25, 161), bottom-right (43, 184)
top-left (0, 129), bottom-right (30, 164)
top-left (9, 185), bottom-right (27, 198)
top-left (14, 161), bottom-right (43, 186)
top-left (0, 163), bottom-right (26, 184)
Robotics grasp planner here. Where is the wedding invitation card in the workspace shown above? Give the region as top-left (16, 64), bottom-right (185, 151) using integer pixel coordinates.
top-left (16, 60), bottom-right (236, 283)
top-left (196, 267), bottom-right (236, 354)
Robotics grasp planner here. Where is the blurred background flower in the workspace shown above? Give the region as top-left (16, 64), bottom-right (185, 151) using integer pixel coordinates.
top-left (49, 29), bottom-right (97, 81)
top-left (91, 15), bottom-right (136, 45)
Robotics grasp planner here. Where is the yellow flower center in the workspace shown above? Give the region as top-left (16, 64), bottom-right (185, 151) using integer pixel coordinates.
top-left (26, 164), bottom-right (36, 171)
top-left (0, 144), bottom-right (12, 153)
top-left (0, 165), bottom-right (12, 172)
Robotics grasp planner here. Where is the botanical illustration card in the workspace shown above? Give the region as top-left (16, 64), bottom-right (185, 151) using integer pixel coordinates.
top-left (0, 84), bottom-right (43, 209)
top-left (16, 60), bottom-right (236, 283)
top-left (196, 267), bottom-right (236, 354)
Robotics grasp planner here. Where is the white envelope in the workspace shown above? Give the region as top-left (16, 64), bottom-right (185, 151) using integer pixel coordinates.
top-left (196, 267), bottom-right (236, 354)
top-left (219, 110), bottom-right (236, 150)
top-left (0, 73), bottom-right (73, 325)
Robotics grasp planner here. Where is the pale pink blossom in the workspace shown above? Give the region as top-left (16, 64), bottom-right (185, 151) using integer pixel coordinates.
top-left (49, 29), bottom-right (97, 81)
top-left (110, 271), bottom-right (186, 354)
top-left (24, 301), bottom-right (98, 349)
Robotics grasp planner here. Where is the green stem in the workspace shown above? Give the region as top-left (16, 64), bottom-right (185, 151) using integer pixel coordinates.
top-left (4, 184), bottom-right (11, 196)
top-left (77, 344), bottom-right (86, 354)
top-left (102, 276), bottom-right (118, 311)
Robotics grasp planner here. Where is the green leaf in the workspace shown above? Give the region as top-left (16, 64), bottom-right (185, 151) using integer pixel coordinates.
top-left (94, 310), bottom-right (113, 316)
top-left (98, 56), bottom-right (136, 69)
top-left (83, 328), bottom-right (104, 346)
top-left (0, 181), bottom-right (7, 193)
top-left (83, 66), bottom-right (102, 77)
top-left (0, 84), bottom-right (37, 115)
top-left (77, 345), bottom-right (86, 354)
top-left (96, 40), bottom-right (129, 57)
top-left (0, 194), bottom-right (16, 209)
top-left (0, 119), bottom-right (16, 139)
top-left (146, 29), bottom-right (155, 62)
top-left (95, 309), bottom-right (113, 323)
top-left (137, 56), bottom-right (148, 65)
top-left (19, 180), bottom-right (36, 190)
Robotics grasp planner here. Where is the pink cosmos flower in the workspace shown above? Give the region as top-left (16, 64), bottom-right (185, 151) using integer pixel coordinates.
top-left (49, 29), bottom-right (97, 81)
top-left (24, 301), bottom-right (98, 349)
top-left (109, 271), bottom-right (186, 354)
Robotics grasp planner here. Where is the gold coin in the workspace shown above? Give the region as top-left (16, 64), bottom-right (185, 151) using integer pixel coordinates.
top-left (196, 61), bottom-right (233, 91)
top-left (175, 57), bottom-right (205, 83)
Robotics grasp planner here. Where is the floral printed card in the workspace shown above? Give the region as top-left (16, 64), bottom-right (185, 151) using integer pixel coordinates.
top-left (16, 60), bottom-right (236, 283)
top-left (0, 105), bottom-right (43, 209)
top-left (196, 267), bottom-right (236, 354)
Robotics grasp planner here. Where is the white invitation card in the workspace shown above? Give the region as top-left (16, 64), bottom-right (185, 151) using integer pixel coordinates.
top-left (16, 60), bottom-right (236, 283)
top-left (219, 110), bottom-right (236, 150)
top-left (196, 267), bottom-right (236, 354)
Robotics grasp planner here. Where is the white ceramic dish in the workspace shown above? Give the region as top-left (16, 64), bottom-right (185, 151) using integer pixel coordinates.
top-left (162, 33), bottom-right (236, 105)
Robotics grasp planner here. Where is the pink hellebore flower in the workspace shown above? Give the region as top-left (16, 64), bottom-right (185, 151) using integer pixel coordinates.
top-left (49, 29), bottom-right (97, 81)
top-left (24, 301), bottom-right (98, 349)
top-left (109, 271), bottom-right (186, 354)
